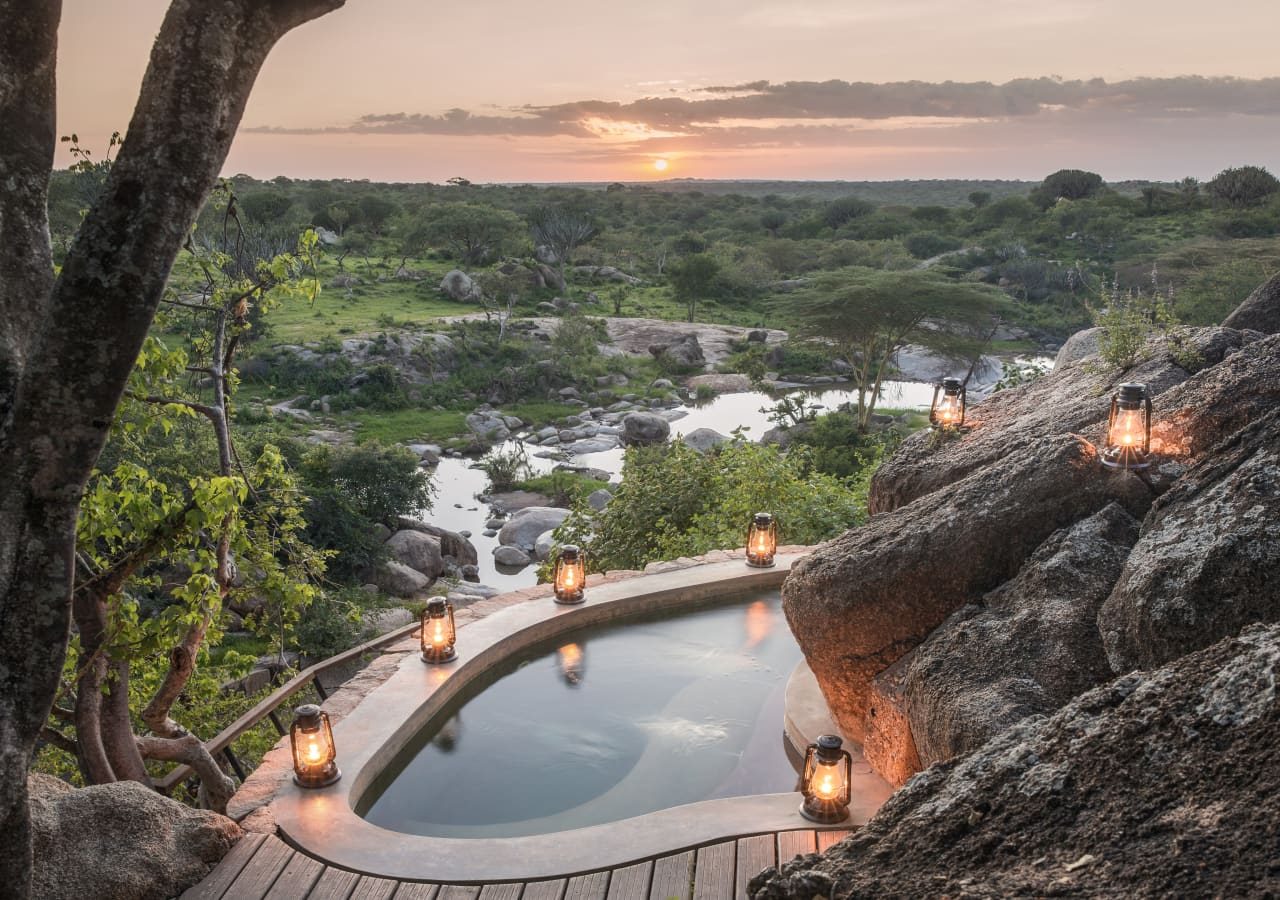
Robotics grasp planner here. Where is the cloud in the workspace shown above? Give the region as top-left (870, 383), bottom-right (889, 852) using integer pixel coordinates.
top-left (245, 76), bottom-right (1280, 142)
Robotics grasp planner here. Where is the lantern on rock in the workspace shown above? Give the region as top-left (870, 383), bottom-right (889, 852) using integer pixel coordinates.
top-left (290, 704), bottom-right (340, 788)
top-left (746, 512), bottom-right (778, 568)
top-left (1102, 382), bottom-right (1152, 471)
top-left (929, 377), bottom-right (966, 430)
top-left (553, 545), bottom-right (586, 605)
top-left (420, 597), bottom-right (457, 664)
top-left (799, 734), bottom-right (852, 823)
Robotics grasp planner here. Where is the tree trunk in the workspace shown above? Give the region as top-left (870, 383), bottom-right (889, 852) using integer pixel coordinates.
top-left (0, 1), bottom-right (344, 894)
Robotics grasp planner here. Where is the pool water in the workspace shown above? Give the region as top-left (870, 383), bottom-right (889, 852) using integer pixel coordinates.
top-left (358, 589), bottom-right (803, 838)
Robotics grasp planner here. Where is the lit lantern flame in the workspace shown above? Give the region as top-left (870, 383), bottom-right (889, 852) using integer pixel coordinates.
top-left (290, 704), bottom-right (340, 788)
top-left (1102, 383), bottom-right (1152, 471)
top-left (800, 734), bottom-right (852, 823)
top-left (930, 377), bottom-right (966, 431)
top-left (746, 513), bottom-right (778, 568)
top-left (554, 545), bottom-right (587, 605)
top-left (420, 598), bottom-right (457, 664)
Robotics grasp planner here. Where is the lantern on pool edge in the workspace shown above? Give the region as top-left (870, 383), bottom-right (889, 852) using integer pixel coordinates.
top-left (290, 704), bottom-right (340, 788)
top-left (930, 377), bottom-right (966, 430)
top-left (1102, 382), bottom-right (1152, 471)
top-left (553, 545), bottom-right (586, 605)
top-left (420, 597), bottom-right (457, 664)
top-left (800, 734), bottom-right (852, 823)
top-left (746, 512), bottom-right (778, 568)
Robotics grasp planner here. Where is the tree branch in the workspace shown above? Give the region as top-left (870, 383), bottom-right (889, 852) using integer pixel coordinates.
top-left (39, 726), bottom-right (78, 757)
top-left (136, 733), bottom-right (236, 813)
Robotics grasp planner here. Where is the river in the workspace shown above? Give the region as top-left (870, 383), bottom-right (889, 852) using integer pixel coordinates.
top-left (427, 374), bottom-right (995, 591)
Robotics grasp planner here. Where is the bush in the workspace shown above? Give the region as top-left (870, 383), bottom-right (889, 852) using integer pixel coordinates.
top-left (299, 442), bottom-right (434, 583)
top-left (556, 441), bottom-right (865, 572)
top-left (905, 232), bottom-right (963, 260)
top-left (477, 444), bottom-right (532, 493)
top-left (1206, 165), bottom-right (1280, 208)
top-left (294, 590), bottom-right (364, 661)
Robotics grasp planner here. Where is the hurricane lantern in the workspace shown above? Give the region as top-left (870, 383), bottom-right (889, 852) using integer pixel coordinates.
top-left (746, 512), bottom-right (778, 568)
top-left (558, 642), bottom-right (586, 687)
top-left (290, 704), bottom-right (340, 788)
top-left (800, 734), bottom-right (852, 823)
top-left (553, 545), bottom-right (587, 605)
top-left (420, 597), bottom-right (458, 664)
top-left (1102, 382), bottom-right (1152, 471)
top-left (929, 377), bottom-right (967, 430)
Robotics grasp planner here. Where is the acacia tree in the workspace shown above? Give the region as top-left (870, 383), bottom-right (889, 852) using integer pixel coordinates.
top-left (778, 267), bottom-right (1004, 429)
top-left (0, 0), bottom-right (345, 894)
top-left (529, 203), bottom-right (600, 288)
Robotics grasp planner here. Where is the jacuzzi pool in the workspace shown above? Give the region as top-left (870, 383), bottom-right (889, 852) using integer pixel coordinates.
top-left (357, 589), bottom-right (802, 838)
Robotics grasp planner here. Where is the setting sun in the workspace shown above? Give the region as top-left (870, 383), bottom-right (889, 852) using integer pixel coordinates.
top-left (653, 158), bottom-right (669, 173)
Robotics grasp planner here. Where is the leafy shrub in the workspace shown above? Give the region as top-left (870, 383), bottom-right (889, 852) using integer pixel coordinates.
top-left (298, 442), bottom-right (434, 583)
top-left (294, 589), bottom-right (364, 661)
top-left (477, 444), bottom-right (533, 493)
top-left (556, 441), bottom-right (865, 572)
top-left (905, 232), bottom-right (963, 260)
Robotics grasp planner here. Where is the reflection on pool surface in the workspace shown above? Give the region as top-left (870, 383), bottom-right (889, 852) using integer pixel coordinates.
top-left (358, 589), bottom-right (802, 838)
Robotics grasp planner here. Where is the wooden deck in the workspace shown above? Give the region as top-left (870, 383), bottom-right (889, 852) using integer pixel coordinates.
top-left (183, 829), bottom-right (849, 900)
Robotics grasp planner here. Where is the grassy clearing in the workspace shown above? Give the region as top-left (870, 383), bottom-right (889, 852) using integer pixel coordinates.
top-left (342, 408), bottom-right (469, 444)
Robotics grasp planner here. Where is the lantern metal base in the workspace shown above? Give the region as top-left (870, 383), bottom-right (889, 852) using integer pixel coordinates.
top-left (1101, 449), bottom-right (1151, 471)
top-left (745, 556), bottom-right (776, 569)
top-left (799, 798), bottom-right (851, 824)
top-left (554, 592), bottom-right (586, 605)
top-left (293, 766), bottom-right (341, 789)
top-left (421, 647), bottom-right (457, 664)
top-left (930, 423), bottom-right (971, 435)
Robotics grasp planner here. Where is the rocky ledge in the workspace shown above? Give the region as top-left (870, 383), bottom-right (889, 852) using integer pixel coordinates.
top-left (769, 280), bottom-right (1280, 895)
top-left (750, 624), bottom-right (1280, 898)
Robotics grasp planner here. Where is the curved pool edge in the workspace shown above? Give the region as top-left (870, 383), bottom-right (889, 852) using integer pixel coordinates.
top-left (273, 552), bottom-right (879, 881)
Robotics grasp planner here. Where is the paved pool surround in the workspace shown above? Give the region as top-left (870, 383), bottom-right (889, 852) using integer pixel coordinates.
top-left (267, 548), bottom-right (887, 882)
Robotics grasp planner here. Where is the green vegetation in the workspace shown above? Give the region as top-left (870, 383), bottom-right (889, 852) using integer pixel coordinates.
top-left (553, 441), bottom-right (867, 573)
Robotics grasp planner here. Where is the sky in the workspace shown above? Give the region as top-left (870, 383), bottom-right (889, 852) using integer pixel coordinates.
top-left (55, 0), bottom-right (1280, 183)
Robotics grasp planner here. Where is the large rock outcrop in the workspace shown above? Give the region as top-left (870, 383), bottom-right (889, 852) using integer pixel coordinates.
top-left (620, 411), bottom-right (671, 446)
top-left (384, 529), bottom-right (445, 580)
top-left (30, 774), bottom-right (241, 900)
top-left (792, 324), bottom-right (1280, 779)
top-left (1100, 406), bottom-right (1280, 672)
top-left (894, 503), bottom-right (1138, 776)
top-left (751, 625), bottom-right (1280, 899)
top-left (1222, 270), bottom-right (1280, 333)
top-left (497, 506), bottom-right (570, 550)
top-left (868, 326), bottom-right (1258, 514)
top-left (783, 433), bottom-right (1151, 743)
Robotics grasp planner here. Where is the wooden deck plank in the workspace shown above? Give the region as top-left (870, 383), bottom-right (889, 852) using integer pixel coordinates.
top-left (606, 861), bottom-right (652, 900)
top-left (223, 835), bottom-right (294, 900)
top-left (476, 884), bottom-right (522, 900)
top-left (815, 830), bottom-right (851, 853)
top-left (564, 871), bottom-right (610, 900)
top-left (396, 884), bottom-right (443, 900)
top-left (692, 841), bottom-right (735, 900)
top-left (775, 830), bottom-right (816, 864)
top-left (351, 876), bottom-right (401, 900)
top-left (305, 867), bottom-right (362, 900)
top-left (523, 880), bottom-right (566, 900)
top-left (734, 835), bottom-right (776, 900)
top-left (182, 833), bottom-right (268, 900)
top-left (649, 850), bottom-right (694, 900)
top-left (264, 851), bottom-right (326, 900)
top-left (436, 887), bottom-right (482, 900)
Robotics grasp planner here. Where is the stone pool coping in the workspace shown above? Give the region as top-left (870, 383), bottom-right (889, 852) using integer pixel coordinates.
top-left (268, 548), bottom-right (881, 882)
